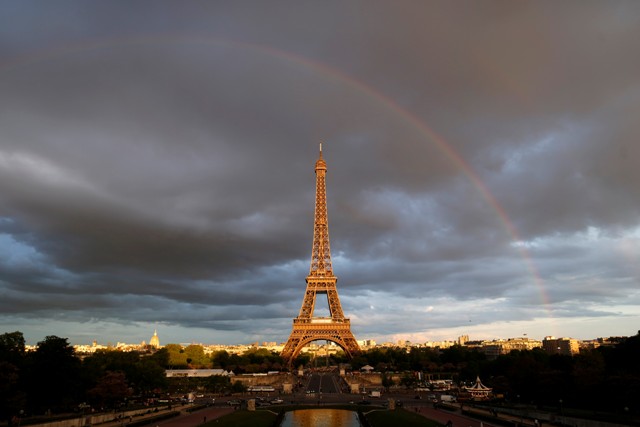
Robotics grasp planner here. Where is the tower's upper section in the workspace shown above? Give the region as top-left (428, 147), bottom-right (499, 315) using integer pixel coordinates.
top-left (309, 143), bottom-right (333, 277)
top-left (315, 142), bottom-right (327, 171)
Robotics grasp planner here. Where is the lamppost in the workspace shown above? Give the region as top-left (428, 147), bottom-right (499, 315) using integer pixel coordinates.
top-left (559, 399), bottom-right (563, 415)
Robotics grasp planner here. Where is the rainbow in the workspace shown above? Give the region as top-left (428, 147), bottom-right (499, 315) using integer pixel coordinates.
top-left (0, 35), bottom-right (553, 322)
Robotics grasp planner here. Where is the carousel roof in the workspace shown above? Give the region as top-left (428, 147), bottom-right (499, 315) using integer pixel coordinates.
top-left (465, 376), bottom-right (492, 391)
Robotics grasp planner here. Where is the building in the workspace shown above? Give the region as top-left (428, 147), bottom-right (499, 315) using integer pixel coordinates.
top-left (149, 330), bottom-right (160, 348)
top-left (358, 339), bottom-right (377, 349)
top-left (165, 369), bottom-right (234, 378)
top-left (479, 337), bottom-right (542, 359)
top-left (423, 340), bottom-right (456, 349)
top-left (542, 336), bottom-right (580, 355)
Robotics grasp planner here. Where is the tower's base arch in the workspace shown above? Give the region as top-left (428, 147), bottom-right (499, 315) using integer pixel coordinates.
top-left (281, 319), bottom-right (360, 365)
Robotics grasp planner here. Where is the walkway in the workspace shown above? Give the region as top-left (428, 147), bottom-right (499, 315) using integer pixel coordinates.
top-left (96, 406), bottom-right (234, 427)
top-left (152, 407), bottom-right (234, 427)
top-left (411, 406), bottom-right (499, 427)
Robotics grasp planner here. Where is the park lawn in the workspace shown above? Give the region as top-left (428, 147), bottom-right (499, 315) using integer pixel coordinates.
top-left (203, 410), bottom-right (277, 427)
top-left (365, 408), bottom-right (443, 427)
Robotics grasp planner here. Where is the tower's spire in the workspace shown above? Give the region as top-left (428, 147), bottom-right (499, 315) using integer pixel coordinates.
top-left (310, 143), bottom-right (331, 275)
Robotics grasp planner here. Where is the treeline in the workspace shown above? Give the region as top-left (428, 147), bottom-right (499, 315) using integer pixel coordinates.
top-left (0, 333), bottom-right (168, 423)
top-left (2, 331), bottom-right (638, 421)
top-left (349, 333), bottom-right (640, 414)
top-left (165, 344), bottom-right (286, 373)
top-left (0, 332), bottom-right (290, 423)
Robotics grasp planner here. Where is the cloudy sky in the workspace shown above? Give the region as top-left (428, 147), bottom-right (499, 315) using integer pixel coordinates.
top-left (1, 2), bottom-right (639, 347)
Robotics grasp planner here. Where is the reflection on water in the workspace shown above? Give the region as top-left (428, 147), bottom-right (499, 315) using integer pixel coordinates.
top-left (280, 409), bottom-right (360, 427)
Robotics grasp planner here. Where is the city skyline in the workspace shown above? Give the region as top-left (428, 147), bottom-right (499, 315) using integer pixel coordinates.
top-left (1, 2), bottom-right (640, 347)
top-left (22, 327), bottom-right (629, 350)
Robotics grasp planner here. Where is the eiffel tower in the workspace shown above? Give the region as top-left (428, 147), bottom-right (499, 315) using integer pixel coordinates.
top-left (281, 144), bottom-right (360, 365)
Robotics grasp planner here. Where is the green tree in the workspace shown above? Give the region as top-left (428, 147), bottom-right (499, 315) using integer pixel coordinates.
top-left (165, 344), bottom-right (188, 368)
top-left (211, 350), bottom-right (230, 369)
top-left (184, 345), bottom-right (207, 367)
top-left (82, 349), bottom-right (168, 397)
top-left (149, 348), bottom-right (170, 368)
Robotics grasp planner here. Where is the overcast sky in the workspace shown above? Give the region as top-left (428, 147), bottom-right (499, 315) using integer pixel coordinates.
top-left (1, 1), bottom-right (639, 347)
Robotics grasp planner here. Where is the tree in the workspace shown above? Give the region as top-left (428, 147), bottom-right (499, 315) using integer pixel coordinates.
top-left (149, 348), bottom-right (170, 368)
top-left (131, 358), bottom-right (167, 395)
top-left (184, 345), bottom-right (207, 367)
top-left (231, 380), bottom-right (247, 393)
top-left (381, 372), bottom-right (396, 391)
top-left (206, 376), bottom-right (231, 394)
top-left (0, 332), bottom-right (26, 366)
top-left (87, 371), bottom-right (131, 409)
top-left (0, 332), bottom-right (27, 425)
top-left (292, 353), bottom-right (311, 369)
top-left (82, 349), bottom-right (139, 379)
top-left (399, 373), bottom-right (417, 389)
top-left (0, 361), bottom-right (26, 426)
top-left (82, 348), bottom-right (168, 397)
top-left (165, 344), bottom-right (188, 368)
top-left (211, 350), bottom-right (230, 369)
top-left (26, 336), bottom-right (81, 413)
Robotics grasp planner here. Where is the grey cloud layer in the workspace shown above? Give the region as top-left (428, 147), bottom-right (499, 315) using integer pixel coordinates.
top-left (1, 1), bottom-right (639, 344)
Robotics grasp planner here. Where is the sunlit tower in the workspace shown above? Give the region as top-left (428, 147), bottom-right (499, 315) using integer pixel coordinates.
top-left (281, 144), bottom-right (360, 365)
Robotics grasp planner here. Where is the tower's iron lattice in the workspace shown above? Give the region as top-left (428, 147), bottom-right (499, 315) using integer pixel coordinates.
top-left (281, 144), bottom-right (360, 365)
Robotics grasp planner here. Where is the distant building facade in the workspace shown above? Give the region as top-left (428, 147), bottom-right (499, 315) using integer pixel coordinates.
top-left (478, 337), bottom-right (542, 359)
top-left (165, 369), bottom-right (234, 378)
top-left (542, 336), bottom-right (580, 355)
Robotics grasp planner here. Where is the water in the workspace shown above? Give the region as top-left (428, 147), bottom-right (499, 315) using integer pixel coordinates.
top-left (280, 409), bottom-right (361, 427)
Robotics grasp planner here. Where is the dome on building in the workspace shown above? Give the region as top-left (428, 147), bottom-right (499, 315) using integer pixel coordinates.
top-left (149, 329), bottom-right (160, 348)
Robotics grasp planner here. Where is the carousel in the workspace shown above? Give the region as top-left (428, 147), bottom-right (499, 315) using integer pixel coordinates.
top-left (463, 376), bottom-right (492, 400)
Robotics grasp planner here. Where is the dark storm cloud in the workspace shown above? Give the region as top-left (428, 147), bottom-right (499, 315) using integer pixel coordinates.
top-left (1, 1), bottom-right (639, 344)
